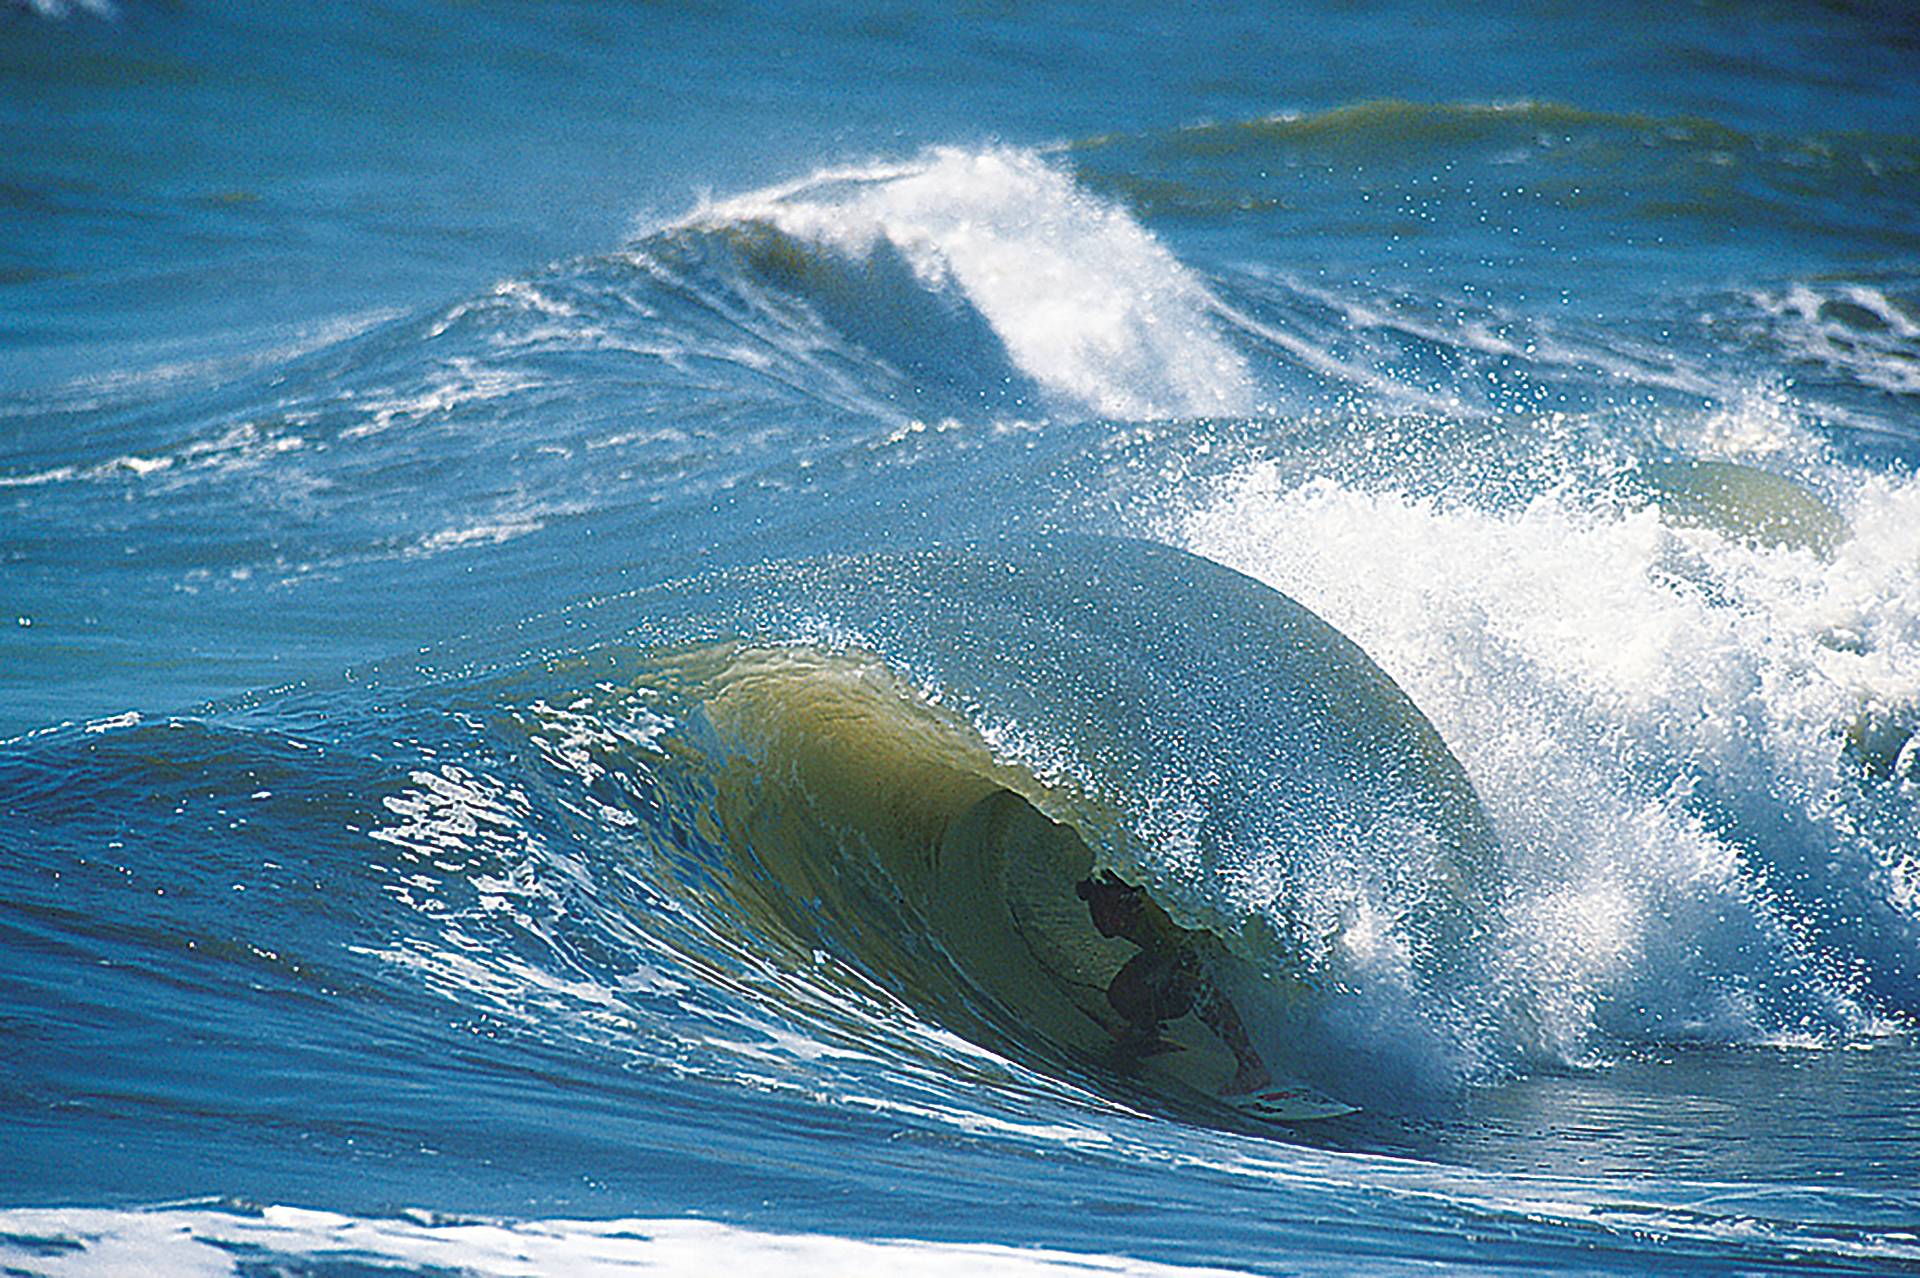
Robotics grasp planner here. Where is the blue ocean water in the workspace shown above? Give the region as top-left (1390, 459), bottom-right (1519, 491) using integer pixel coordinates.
top-left (5, 2), bottom-right (1920, 1273)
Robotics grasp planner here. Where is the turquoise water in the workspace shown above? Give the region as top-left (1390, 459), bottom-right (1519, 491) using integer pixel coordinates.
top-left (4, 3), bottom-right (1920, 1273)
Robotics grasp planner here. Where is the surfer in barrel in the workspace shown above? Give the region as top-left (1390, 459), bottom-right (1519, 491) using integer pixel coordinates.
top-left (1075, 873), bottom-right (1271, 1095)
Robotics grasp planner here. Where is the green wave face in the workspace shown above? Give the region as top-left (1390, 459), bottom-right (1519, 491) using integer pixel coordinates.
top-left (683, 644), bottom-right (1153, 1089)
top-left (1633, 457), bottom-right (1849, 556)
top-left (550, 537), bottom-right (1509, 1110)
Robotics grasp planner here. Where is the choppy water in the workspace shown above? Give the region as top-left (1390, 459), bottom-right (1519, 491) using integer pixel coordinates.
top-left (5, 3), bottom-right (1920, 1274)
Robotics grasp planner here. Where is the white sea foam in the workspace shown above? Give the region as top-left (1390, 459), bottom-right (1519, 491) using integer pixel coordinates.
top-left (348, 357), bottom-right (541, 440)
top-left (1748, 282), bottom-right (1920, 396)
top-left (0, 1206), bottom-right (1257, 1278)
top-left (408, 516), bottom-right (547, 556)
top-left (12, 0), bottom-right (114, 16)
top-left (694, 148), bottom-right (1255, 421)
top-left (0, 464), bottom-right (79, 488)
top-left (0, 423), bottom-right (304, 491)
top-left (81, 710), bottom-right (141, 734)
top-left (1285, 274), bottom-right (1726, 400)
top-left (1173, 445), bottom-right (1920, 1063)
top-left (1207, 293), bottom-right (1463, 414)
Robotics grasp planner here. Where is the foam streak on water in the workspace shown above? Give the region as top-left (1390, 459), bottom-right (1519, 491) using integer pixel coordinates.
top-left (0, 1207), bottom-right (1269, 1278)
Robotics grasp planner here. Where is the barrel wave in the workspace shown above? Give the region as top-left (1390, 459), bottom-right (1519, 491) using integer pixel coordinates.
top-left (570, 537), bottom-right (1510, 1115)
top-left (7, 8), bottom-right (1920, 1267)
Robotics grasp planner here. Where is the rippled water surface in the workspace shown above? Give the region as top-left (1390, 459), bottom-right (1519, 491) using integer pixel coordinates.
top-left (4, 2), bottom-right (1920, 1274)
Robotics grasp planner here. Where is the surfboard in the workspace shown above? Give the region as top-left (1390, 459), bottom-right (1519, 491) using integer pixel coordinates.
top-left (1222, 1082), bottom-right (1359, 1124)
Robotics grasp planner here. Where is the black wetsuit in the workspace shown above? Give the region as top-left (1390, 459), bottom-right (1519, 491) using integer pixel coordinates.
top-left (1107, 943), bottom-right (1202, 1030)
top-left (1082, 877), bottom-right (1268, 1091)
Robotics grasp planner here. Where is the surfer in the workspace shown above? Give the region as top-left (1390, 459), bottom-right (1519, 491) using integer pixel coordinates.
top-left (1074, 873), bottom-right (1271, 1095)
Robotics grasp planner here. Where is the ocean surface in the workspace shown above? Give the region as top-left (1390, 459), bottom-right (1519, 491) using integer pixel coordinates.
top-left (5, 2), bottom-right (1920, 1273)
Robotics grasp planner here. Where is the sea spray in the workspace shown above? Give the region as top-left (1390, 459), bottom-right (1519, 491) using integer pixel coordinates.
top-left (689, 148), bottom-right (1254, 420)
top-left (1176, 450), bottom-right (1920, 1061)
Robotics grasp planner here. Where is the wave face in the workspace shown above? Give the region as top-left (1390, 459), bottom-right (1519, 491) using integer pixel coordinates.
top-left (7, 2), bottom-right (1920, 1271)
top-left (614, 539), bottom-right (1507, 1102)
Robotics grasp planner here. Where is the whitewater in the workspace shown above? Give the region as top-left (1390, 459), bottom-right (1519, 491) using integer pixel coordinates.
top-left (4, 3), bottom-right (1919, 1274)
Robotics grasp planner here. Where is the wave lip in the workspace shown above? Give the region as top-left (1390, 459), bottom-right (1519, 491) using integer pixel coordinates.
top-left (683, 148), bottom-right (1255, 421)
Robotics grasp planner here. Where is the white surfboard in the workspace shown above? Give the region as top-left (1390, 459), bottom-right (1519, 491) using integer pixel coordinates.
top-left (1222, 1081), bottom-right (1358, 1124)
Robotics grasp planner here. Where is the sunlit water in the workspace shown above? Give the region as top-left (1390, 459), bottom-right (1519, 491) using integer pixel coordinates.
top-left (4, 3), bottom-right (1920, 1274)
